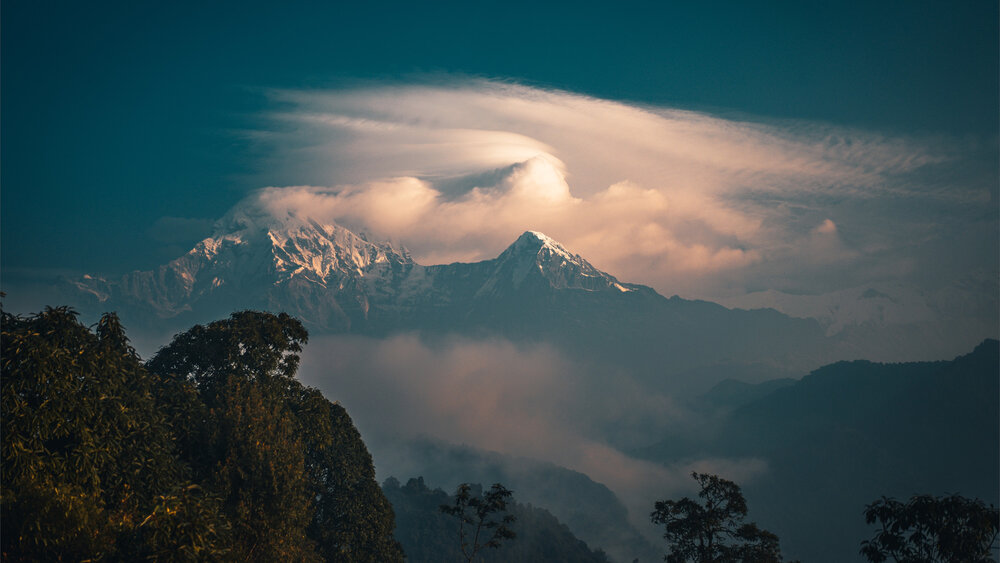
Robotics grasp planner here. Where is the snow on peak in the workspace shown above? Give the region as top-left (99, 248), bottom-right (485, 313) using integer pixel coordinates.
top-left (162, 191), bottom-right (416, 290)
top-left (485, 230), bottom-right (634, 293)
top-left (511, 230), bottom-right (574, 258)
top-left (525, 230), bottom-right (554, 243)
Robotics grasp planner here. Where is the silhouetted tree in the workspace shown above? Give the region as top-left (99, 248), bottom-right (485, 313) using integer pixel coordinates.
top-left (440, 483), bottom-right (517, 562)
top-left (651, 472), bottom-right (784, 562)
top-left (861, 494), bottom-right (999, 562)
top-left (386, 476), bottom-right (609, 563)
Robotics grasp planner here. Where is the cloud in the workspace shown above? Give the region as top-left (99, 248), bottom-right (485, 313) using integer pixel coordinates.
top-left (297, 333), bottom-right (768, 541)
top-left (239, 79), bottom-right (995, 301)
top-left (814, 218), bottom-right (838, 235)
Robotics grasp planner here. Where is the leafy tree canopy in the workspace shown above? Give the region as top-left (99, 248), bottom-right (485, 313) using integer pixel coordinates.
top-left (147, 310), bottom-right (402, 562)
top-left (861, 494), bottom-right (999, 563)
top-left (440, 482), bottom-right (517, 562)
top-left (3, 307), bottom-right (402, 562)
top-left (651, 472), bottom-right (785, 563)
top-left (1, 306), bottom-right (228, 560)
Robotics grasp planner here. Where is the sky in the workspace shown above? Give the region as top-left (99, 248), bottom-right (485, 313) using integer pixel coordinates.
top-left (2, 0), bottom-right (997, 304)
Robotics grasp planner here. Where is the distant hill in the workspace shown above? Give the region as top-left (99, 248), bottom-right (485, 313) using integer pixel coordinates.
top-left (374, 438), bottom-right (660, 563)
top-left (383, 476), bottom-right (611, 563)
top-left (637, 339), bottom-right (1000, 562)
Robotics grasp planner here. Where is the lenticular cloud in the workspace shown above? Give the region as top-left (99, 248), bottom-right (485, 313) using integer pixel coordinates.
top-left (247, 79), bottom-right (989, 300)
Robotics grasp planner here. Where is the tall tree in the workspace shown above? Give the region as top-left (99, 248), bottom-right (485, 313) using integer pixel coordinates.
top-left (650, 472), bottom-right (783, 563)
top-left (147, 310), bottom-right (403, 562)
top-left (440, 483), bottom-right (517, 562)
top-left (293, 386), bottom-right (401, 562)
top-left (861, 494), bottom-right (999, 563)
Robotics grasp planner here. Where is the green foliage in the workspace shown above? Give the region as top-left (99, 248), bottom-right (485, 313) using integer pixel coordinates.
top-left (651, 472), bottom-right (784, 563)
top-left (147, 310), bottom-right (402, 562)
top-left (145, 310), bottom-right (308, 407)
top-left (1, 306), bottom-right (229, 561)
top-left (861, 494), bottom-right (1000, 563)
top-left (440, 482), bottom-right (516, 562)
top-left (118, 484), bottom-right (230, 561)
top-left (2, 307), bottom-right (402, 562)
top-left (293, 388), bottom-right (401, 562)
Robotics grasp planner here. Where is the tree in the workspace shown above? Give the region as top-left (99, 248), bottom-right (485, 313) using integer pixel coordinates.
top-left (440, 483), bottom-right (517, 562)
top-left (386, 476), bottom-right (610, 563)
top-left (148, 311), bottom-right (315, 561)
top-left (1, 307), bottom-right (228, 561)
top-left (650, 472), bottom-right (784, 563)
top-left (2, 306), bottom-right (403, 561)
top-left (293, 386), bottom-right (402, 562)
top-left (147, 310), bottom-right (403, 562)
top-left (861, 494), bottom-right (999, 563)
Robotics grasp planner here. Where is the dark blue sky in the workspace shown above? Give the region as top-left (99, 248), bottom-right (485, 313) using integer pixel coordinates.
top-left (2, 0), bottom-right (997, 276)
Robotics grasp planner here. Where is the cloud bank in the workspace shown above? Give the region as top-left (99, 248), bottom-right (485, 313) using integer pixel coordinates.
top-left (243, 79), bottom-right (996, 301)
top-left (297, 333), bottom-right (767, 541)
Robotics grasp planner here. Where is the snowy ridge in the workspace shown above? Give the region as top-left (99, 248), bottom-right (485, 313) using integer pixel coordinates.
top-left (68, 198), bottom-right (641, 332)
top-left (477, 231), bottom-right (636, 297)
top-left (209, 198), bottom-right (413, 285)
top-left (69, 194), bottom-right (419, 328)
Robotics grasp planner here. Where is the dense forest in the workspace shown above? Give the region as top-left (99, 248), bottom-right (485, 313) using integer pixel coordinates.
top-left (1, 307), bottom-right (605, 561)
top-left (2, 307), bottom-right (401, 561)
top-left (3, 306), bottom-right (997, 562)
top-left (383, 476), bottom-right (610, 562)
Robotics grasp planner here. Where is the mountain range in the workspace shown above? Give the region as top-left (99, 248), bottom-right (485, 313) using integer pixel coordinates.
top-left (69, 197), bottom-right (646, 332)
top-left (637, 338), bottom-right (999, 562)
top-left (65, 198), bottom-right (872, 394)
top-left (43, 199), bottom-right (1000, 562)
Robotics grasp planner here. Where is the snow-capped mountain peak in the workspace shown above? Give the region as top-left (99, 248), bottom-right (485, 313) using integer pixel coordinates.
top-left (193, 197), bottom-right (413, 285)
top-left (67, 215), bottom-right (642, 334)
top-left (509, 230), bottom-right (576, 259)
top-left (68, 198), bottom-right (419, 329)
top-left (479, 231), bottom-right (636, 295)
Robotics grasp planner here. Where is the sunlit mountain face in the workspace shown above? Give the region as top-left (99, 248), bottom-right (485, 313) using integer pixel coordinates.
top-left (64, 190), bottom-right (832, 388)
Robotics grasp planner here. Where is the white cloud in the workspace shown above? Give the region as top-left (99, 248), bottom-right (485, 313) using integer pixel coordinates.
top-left (296, 333), bottom-right (767, 542)
top-left (814, 218), bottom-right (838, 235)
top-left (242, 79), bottom-right (995, 301)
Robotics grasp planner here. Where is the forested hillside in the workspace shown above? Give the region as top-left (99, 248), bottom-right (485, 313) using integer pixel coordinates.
top-left (1, 306), bottom-right (628, 562)
top-left (638, 339), bottom-right (1000, 562)
top-left (383, 476), bottom-right (611, 563)
top-left (1, 307), bottom-right (400, 561)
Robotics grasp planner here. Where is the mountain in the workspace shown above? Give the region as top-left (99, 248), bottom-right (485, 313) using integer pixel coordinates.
top-left (383, 476), bottom-right (612, 563)
top-left (67, 201), bottom-right (638, 332)
top-left (636, 339), bottom-right (1000, 563)
top-left (720, 280), bottom-right (999, 363)
top-left (66, 201), bottom-right (850, 393)
top-left (371, 438), bottom-right (660, 563)
top-left (67, 201), bottom-right (417, 332)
